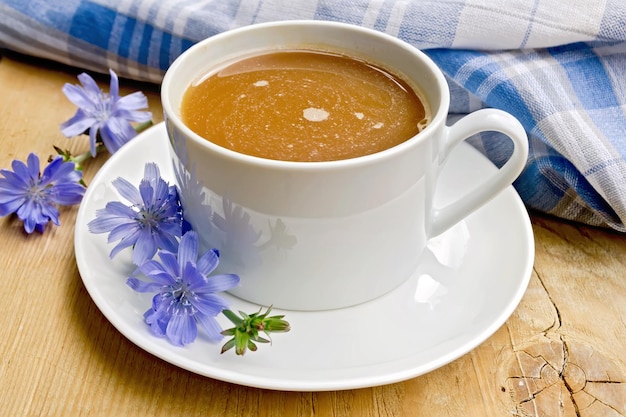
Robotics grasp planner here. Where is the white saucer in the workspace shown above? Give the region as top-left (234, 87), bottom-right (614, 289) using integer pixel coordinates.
top-left (74, 123), bottom-right (534, 391)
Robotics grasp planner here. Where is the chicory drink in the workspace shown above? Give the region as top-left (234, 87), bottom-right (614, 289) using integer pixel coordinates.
top-left (181, 49), bottom-right (430, 162)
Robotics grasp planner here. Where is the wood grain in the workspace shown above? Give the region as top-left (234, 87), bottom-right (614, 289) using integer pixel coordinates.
top-left (1, 53), bottom-right (624, 417)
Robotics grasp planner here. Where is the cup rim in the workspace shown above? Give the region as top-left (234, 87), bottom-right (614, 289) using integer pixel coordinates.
top-left (162, 20), bottom-right (450, 170)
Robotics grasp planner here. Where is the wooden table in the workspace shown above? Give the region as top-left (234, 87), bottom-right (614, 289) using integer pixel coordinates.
top-left (1, 52), bottom-right (625, 417)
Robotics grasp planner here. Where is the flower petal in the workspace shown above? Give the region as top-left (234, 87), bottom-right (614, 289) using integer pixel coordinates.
top-left (88, 208), bottom-right (134, 233)
top-left (77, 72), bottom-right (101, 97)
top-left (144, 302), bottom-right (170, 337)
top-left (136, 259), bottom-right (167, 276)
top-left (23, 216), bottom-right (43, 234)
top-left (25, 153), bottom-right (41, 180)
top-left (48, 182), bottom-right (86, 205)
top-left (116, 90), bottom-right (149, 111)
top-left (60, 110), bottom-right (96, 137)
top-left (177, 231), bottom-right (198, 270)
top-left (152, 230), bottom-right (180, 254)
top-left (143, 162), bottom-right (160, 184)
top-left (106, 221), bottom-right (140, 242)
top-left (138, 180), bottom-right (155, 208)
top-left (38, 201), bottom-right (60, 226)
top-left (0, 169), bottom-right (29, 191)
top-left (101, 200), bottom-right (138, 218)
top-left (166, 312), bottom-right (197, 346)
top-left (156, 251), bottom-right (180, 277)
top-left (16, 198), bottom-right (42, 223)
top-left (108, 69), bottom-right (119, 100)
top-left (196, 248), bottom-right (220, 276)
top-left (137, 263), bottom-right (177, 287)
top-left (112, 177), bottom-right (143, 206)
top-left (0, 196), bottom-right (26, 216)
top-left (109, 231), bottom-right (141, 258)
top-left (62, 82), bottom-right (97, 110)
top-left (126, 277), bottom-right (163, 293)
top-left (195, 273), bottom-right (240, 294)
top-left (43, 157), bottom-right (80, 184)
top-left (88, 124), bottom-right (100, 157)
top-left (132, 230), bottom-right (158, 265)
top-left (181, 261), bottom-right (208, 291)
top-left (189, 293), bottom-right (230, 316)
top-left (100, 117), bottom-right (136, 154)
top-left (195, 313), bottom-right (224, 343)
top-left (9, 159), bottom-right (31, 183)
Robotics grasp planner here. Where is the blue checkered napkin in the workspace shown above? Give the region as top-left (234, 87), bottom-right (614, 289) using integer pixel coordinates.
top-left (1, 0), bottom-right (625, 230)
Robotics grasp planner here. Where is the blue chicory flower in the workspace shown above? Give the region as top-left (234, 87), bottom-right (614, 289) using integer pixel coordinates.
top-left (88, 163), bottom-right (182, 265)
top-left (0, 153), bottom-right (85, 234)
top-left (127, 231), bottom-right (240, 346)
top-left (60, 69), bottom-right (152, 156)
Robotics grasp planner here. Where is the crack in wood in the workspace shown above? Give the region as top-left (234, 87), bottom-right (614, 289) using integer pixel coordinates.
top-left (498, 269), bottom-right (626, 416)
top-left (587, 381), bottom-right (625, 384)
top-left (534, 269), bottom-right (562, 333)
top-left (518, 384), bottom-right (549, 405)
top-left (560, 338), bottom-right (582, 417)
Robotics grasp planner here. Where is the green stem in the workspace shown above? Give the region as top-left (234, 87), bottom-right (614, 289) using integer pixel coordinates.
top-left (72, 144), bottom-right (106, 165)
top-left (134, 120), bottom-right (153, 134)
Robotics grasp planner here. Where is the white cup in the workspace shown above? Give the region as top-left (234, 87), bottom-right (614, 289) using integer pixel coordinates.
top-left (162, 20), bottom-right (528, 311)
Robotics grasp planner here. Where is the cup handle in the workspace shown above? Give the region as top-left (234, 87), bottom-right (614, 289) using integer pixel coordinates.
top-left (430, 109), bottom-right (529, 237)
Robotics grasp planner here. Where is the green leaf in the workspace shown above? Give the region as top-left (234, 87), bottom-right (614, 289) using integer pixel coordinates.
top-left (222, 309), bottom-right (243, 325)
top-left (220, 338), bottom-right (236, 354)
top-left (220, 306), bottom-right (291, 356)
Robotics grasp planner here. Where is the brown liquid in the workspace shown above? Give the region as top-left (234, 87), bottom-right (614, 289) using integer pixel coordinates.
top-left (181, 50), bottom-right (429, 162)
